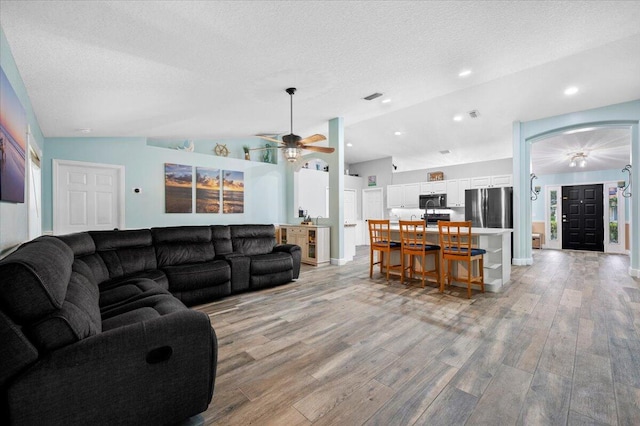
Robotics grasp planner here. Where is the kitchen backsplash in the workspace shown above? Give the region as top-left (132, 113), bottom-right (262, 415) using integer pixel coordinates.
top-left (388, 208), bottom-right (464, 221)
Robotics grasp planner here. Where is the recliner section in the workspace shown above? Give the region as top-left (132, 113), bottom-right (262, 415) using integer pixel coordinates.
top-left (0, 223), bottom-right (299, 425)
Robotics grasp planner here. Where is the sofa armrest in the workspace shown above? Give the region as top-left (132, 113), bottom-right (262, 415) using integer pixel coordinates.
top-left (216, 253), bottom-right (251, 293)
top-left (7, 310), bottom-right (217, 426)
top-left (273, 244), bottom-right (302, 279)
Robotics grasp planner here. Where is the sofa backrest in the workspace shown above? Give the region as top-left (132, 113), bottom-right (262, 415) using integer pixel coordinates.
top-left (229, 225), bottom-right (276, 256)
top-left (0, 236), bottom-right (101, 354)
top-left (57, 232), bottom-right (110, 284)
top-left (89, 229), bottom-right (157, 281)
top-left (151, 226), bottom-right (215, 267)
top-left (211, 225), bottom-right (233, 255)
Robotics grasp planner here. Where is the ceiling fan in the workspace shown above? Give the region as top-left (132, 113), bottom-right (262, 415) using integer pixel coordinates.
top-left (254, 88), bottom-right (334, 162)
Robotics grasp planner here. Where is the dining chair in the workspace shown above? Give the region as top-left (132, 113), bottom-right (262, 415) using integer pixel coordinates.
top-left (398, 220), bottom-right (440, 288)
top-left (368, 219), bottom-right (402, 281)
top-left (438, 221), bottom-right (486, 298)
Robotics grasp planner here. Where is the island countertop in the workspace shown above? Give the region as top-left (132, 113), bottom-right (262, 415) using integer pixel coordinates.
top-left (389, 224), bottom-right (513, 235)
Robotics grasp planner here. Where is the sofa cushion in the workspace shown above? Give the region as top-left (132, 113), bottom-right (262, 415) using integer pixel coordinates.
top-left (162, 261), bottom-right (230, 292)
top-left (0, 237), bottom-right (73, 322)
top-left (99, 269), bottom-right (169, 292)
top-left (152, 226), bottom-right (215, 267)
top-left (211, 225), bottom-right (233, 255)
top-left (99, 278), bottom-right (171, 310)
top-left (57, 232), bottom-right (95, 257)
top-left (100, 293), bottom-right (188, 325)
top-left (0, 310), bottom-right (38, 388)
top-left (89, 229), bottom-right (158, 281)
top-left (230, 224), bottom-right (276, 256)
top-left (28, 263), bottom-right (101, 352)
top-left (249, 252), bottom-right (293, 275)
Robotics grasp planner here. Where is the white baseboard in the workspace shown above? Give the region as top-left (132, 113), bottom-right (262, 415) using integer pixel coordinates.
top-left (629, 267), bottom-right (640, 278)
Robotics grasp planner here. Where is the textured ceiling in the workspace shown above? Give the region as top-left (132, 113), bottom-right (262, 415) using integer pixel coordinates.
top-left (1, 1), bottom-right (639, 173)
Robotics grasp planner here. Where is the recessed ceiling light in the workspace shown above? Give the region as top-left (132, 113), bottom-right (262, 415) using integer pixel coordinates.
top-left (439, 150), bottom-right (452, 155)
top-left (76, 128), bottom-right (92, 133)
top-left (458, 70), bottom-right (472, 77)
top-left (453, 115), bottom-right (463, 122)
top-left (381, 98), bottom-right (391, 104)
top-left (346, 143), bottom-right (353, 147)
top-left (394, 131), bottom-right (402, 136)
top-left (564, 86), bottom-right (579, 95)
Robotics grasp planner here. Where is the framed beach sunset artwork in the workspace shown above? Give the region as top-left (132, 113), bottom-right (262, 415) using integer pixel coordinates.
top-left (196, 167), bottom-right (220, 213)
top-left (0, 66), bottom-right (27, 203)
top-left (222, 170), bottom-right (244, 213)
top-left (164, 163), bottom-right (193, 213)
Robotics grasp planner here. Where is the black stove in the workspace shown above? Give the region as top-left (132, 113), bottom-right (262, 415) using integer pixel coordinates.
top-left (425, 213), bottom-right (450, 227)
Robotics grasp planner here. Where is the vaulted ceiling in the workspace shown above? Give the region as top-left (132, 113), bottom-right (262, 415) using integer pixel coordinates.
top-left (1, 1), bottom-right (639, 173)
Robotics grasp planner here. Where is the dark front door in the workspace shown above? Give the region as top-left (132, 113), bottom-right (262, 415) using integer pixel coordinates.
top-left (562, 184), bottom-right (604, 251)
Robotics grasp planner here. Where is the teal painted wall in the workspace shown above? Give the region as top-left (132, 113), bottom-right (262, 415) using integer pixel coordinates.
top-left (0, 26), bottom-right (45, 255)
top-left (531, 169), bottom-right (631, 221)
top-left (43, 137), bottom-right (288, 232)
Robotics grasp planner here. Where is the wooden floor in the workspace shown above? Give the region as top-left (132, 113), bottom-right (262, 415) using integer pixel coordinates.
top-left (194, 247), bottom-right (640, 425)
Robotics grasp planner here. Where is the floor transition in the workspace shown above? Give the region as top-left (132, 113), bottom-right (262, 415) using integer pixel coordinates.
top-left (194, 247), bottom-right (640, 425)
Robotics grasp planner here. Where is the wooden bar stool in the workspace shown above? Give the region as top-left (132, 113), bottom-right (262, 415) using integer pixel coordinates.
top-left (398, 220), bottom-right (440, 288)
top-left (438, 221), bottom-right (486, 298)
top-left (368, 219), bottom-right (402, 281)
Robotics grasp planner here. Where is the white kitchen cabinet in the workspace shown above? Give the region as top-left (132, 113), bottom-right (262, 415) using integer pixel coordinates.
top-left (280, 225), bottom-right (330, 266)
top-left (490, 174), bottom-right (512, 187)
top-left (446, 178), bottom-right (470, 207)
top-left (471, 175), bottom-right (512, 188)
top-left (387, 183), bottom-right (419, 208)
top-left (420, 181), bottom-right (447, 194)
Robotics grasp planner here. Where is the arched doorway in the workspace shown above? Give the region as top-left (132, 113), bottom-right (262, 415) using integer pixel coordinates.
top-left (512, 100), bottom-right (640, 277)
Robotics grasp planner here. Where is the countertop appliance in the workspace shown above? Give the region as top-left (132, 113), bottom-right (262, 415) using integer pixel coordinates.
top-left (424, 213), bottom-right (451, 228)
top-left (419, 193), bottom-right (447, 209)
top-left (465, 187), bottom-right (513, 229)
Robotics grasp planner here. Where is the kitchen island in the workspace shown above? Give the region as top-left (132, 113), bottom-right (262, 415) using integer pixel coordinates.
top-left (388, 225), bottom-right (512, 292)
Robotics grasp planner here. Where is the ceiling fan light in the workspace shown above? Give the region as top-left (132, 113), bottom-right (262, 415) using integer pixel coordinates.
top-left (569, 159), bottom-right (577, 167)
top-left (578, 158), bottom-right (587, 168)
top-left (284, 147), bottom-right (301, 162)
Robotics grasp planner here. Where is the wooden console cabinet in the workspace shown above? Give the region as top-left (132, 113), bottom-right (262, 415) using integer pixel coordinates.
top-left (279, 225), bottom-right (330, 266)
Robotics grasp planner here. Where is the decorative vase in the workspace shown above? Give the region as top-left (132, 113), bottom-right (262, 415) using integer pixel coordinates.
top-left (244, 152), bottom-right (250, 160)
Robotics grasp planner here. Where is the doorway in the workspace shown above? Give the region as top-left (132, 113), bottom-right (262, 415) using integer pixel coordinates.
top-left (53, 159), bottom-right (125, 234)
top-left (562, 183), bottom-right (604, 252)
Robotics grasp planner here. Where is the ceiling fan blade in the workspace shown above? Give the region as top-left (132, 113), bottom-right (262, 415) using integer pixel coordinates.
top-left (298, 134), bottom-right (326, 144)
top-left (257, 135), bottom-right (284, 144)
top-left (303, 145), bottom-right (335, 154)
top-left (249, 146), bottom-right (274, 151)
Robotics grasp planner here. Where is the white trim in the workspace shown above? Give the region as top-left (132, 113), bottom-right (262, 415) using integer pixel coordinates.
top-left (513, 257), bottom-right (533, 266)
top-left (330, 257), bottom-right (349, 265)
top-left (630, 267), bottom-right (640, 278)
top-left (53, 159), bottom-right (125, 234)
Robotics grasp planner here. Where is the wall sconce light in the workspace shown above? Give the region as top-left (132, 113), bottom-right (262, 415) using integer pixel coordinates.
top-left (530, 173), bottom-right (540, 201)
top-left (620, 164), bottom-right (632, 198)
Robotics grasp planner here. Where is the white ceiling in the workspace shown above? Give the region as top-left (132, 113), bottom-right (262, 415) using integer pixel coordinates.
top-left (1, 1), bottom-right (639, 174)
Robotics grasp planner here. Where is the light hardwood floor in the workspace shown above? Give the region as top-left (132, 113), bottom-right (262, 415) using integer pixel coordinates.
top-left (194, 247), bottom-right (640, 425)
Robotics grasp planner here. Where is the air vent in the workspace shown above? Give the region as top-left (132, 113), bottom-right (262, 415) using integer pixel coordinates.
top-left (439, 150), bottom-right (451, 155)
top-left (468, 110), bottom-right (480, 118)
top-left (364, 92), bottom-right (383, 101)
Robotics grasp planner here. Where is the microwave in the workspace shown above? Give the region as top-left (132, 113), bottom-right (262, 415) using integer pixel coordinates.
top-left (419, 194), bottom-right (447, 209)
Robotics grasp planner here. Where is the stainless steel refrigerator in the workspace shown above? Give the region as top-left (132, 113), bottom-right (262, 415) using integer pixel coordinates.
top-left (465, 187), bottom-right (513, 228)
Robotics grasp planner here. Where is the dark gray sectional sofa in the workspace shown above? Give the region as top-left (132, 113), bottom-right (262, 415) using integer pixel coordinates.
top-left (0, 224), bottom-right (301, 425)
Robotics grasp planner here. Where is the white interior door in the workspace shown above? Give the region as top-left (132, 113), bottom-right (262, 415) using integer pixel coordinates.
top-left (53, 159), bottom-right (125, 234)
top-left (344, 189), bottom-right (357, 223)
top-left (362, 187), bottom-right (384, 245)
